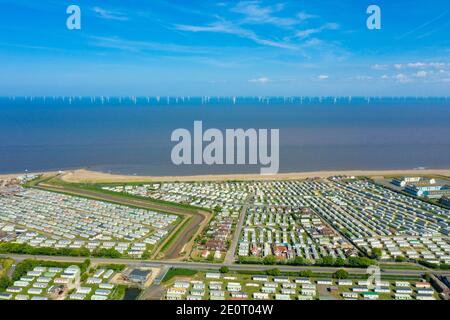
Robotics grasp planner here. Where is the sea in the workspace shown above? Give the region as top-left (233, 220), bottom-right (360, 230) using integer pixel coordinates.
top-left (1, 96), bottom-right (449, 176)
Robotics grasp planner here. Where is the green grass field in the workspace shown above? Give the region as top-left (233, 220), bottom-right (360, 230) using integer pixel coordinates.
top-left (162, 268), bottom-right (199, 282)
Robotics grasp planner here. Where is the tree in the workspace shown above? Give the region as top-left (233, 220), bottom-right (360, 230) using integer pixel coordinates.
top-left (141, 251), bottom-right (151, 259)
top-left (288, 257), bottom-right (307, 266)
top-left (78, 259), bottom-right (90, 274)
top-left (93, 248), bottom-right (122, 258)
top-left (263, 255), bottom-right (277, 265)
top-left (440, 263), bottom-right (450, 270)
top-left (371, 248), bottom-right (382, 260)
top-left (266, 268), bottom-right (281, 276)
top-left (317, 255), bottom-right (335, 266)
top-left (298, 270), bottom-right (313, 277)
top-left (418, 259), bottom-right (438, 269)
top-left (334, 257), bottom-right (346, 267)
top-left (0, 276), bottom-right (11, 290)
top-left (333, 269), bottom-right (349, 279)
top-left (219, 266), bottom-right (229, 273)
top-left (347, 256), bottom-right (375, 268)
top-left (80, 273), bottom-right (88, 282)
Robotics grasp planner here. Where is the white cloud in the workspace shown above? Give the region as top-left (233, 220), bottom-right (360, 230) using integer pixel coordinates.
top-left (89, 36), bottom-right (210, 54)
top-left (355, 75), bottom-right (373, 80)
top-left (415, 70), bottom-right (428, 78)
top-left (429, 62), bottom-right (446, 69)
top-left (395, 73), bottom-right (411, 83)
top-left (406, 62), bottom-right (427, 69)
top-left (248, 77), bottom-right (270, 83)
top-left (295, 23), bottom-right (339, 39)
top-left (297, 11), bottom-right (318, 21)
top-left (230, 1), bottom-right (316, 27)
top-left (317, 75), bottom-right (329, 80)
top-left (232, 1), bottom-right (284, 16)
top-left (371, 64), bottom-right (388, 70)
top-left (92, 7), bottom-right (128, 21)
top-left (391, 61), bottom-right (447, 70)
top-left (175, 21), bottom-right (297, 49)
top-left (173, 3), bottom-right (340, 54)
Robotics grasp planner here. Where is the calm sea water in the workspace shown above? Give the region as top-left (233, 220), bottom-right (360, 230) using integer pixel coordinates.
top-left (1, 97), bottom-right (449, 175)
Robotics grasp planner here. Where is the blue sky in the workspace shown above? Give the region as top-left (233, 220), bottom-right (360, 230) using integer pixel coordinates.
top-left (0, 0), bottom-right (450, 96)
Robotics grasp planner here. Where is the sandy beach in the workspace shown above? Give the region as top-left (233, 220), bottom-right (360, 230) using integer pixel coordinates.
top-left (2, 168), bottom-right (449, 183)
top-left (48, 168), bottom-right (450, 183)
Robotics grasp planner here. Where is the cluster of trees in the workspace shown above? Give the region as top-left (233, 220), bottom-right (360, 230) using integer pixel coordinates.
top-left (417, 260), bottom-right (450, 270)
top-left (315, 256), bottom-right (346, 267)
top-left (370, 248), bottom-right (383, 260)
top-left (393, 255), bottom-right (449, 270)
top-left (0, 243), bottom-right (90, 257)
top-left (92, 248), bottom-right (122, 258)
top-left (392, 255), bottom-right (449, 270)
top-left (332, 269), bottom-right (349, 279)
top-left (141, 251), bottom-right (151, 259)
top-left (0, 243), bottom-right (122, 259)
top-left (298, 270), bottom-right (314, 277)
top-left (222, 267), bottom-right (314, 278)
top-left (265, 268), bottom-right (281, 276)
top-left (0, 275), bottom-right (11, 290)
top-left (264, 268), bottom-right (349, 279)
top-left (237, 254), bottom-right (376, 268)
top-left (316, 256), bottom-right (376, 268)
top-left (219, 266), bottom-right (229, 273)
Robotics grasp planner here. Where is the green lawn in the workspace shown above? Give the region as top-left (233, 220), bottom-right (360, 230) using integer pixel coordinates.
top-left (162, 268), bottom-right (198, 282)
top-left (159, 216), bottom-right (191, 255)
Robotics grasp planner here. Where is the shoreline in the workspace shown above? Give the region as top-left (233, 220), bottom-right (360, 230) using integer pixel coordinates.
top-left (2, 168), bottom-right (449, 183)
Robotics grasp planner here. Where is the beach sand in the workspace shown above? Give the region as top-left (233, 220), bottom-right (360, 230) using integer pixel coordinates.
top-left (2, 168), bottom-right (449, 183)
top-left (53, 168), bottom-right (450, 183)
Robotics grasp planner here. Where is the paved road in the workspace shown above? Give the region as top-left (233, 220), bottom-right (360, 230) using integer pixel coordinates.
top-left (224, 195), bottom-right (252, 265)
top-left (138, 266), bottom-right (170, 300)
top-left (139, 284), bottom-right (165, 300)
top-left (154, 214), bottom-right (204, 260)
top-left (3, 254), bottom-right (449, 277)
